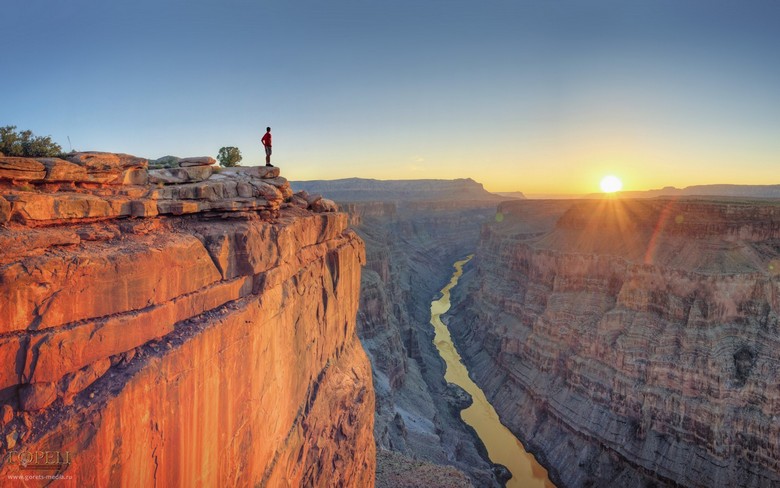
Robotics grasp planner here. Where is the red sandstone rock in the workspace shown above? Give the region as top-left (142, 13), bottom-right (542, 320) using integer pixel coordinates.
top-left (117, 167), bottom-right (148, 185)
top-left (249, 180), bottom-right (283, 200)
top-left (0, 156), bottom-right (374, 486)
top-left (27, 305), bottom-right (177, 383)
top-left (0, 196), bottom-right (9, 223)
top-left (148, 166), bottom-right (212, 184)
top-left (0, 405), bottom-right (13, 426)
top-left (312, 197), bottom-right (338, 213)
top-left (0, 212), bottom-right (372, 486)
top-left (265, 176), bottom-right (293, 198)
top-left (64, 152), bottom-right (148, 185)
top-left (18, 382), bottom-right (57, 411)
top-left (5, 430), bottom-right (18, 450)
top-left (290, 194), bottom-right (308, 208)
top-left (74, 223), bottom-right (121, 241)
top-left (37, 158), bottom-right (89, 182)
top-left (0, 336), bottom-right (23, 391)
top-left (0, 157), bottom-right (46, 180)
top-left (61, 358), bottom-right (111, 396)
top-left (4, 191), bottom-right (134, 222)
top-left (305, 192), bottom-right (323, 205)
top-left (66, 151), bottom-right (147, 170)
top-left (0, 233), bottom-right (221, 333)
top-left (0, 152), bottom-right (288, 227)
top-left (130, 199), bottom-right (158, 217)
top-left (0, 227), bottom-right (80, 265)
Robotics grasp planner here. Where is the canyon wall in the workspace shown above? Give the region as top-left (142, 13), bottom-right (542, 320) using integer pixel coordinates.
top-left (449, 198), bottom-right (780, 487)
top-left (0, 154), bottom-right (375, 486)
top-left (342, 198), bottom-right (503, 486)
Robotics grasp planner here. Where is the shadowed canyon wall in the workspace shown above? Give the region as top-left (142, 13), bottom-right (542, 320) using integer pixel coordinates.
top-left (0, 153), bottom-right (375, 486)
top-left (341, 198), bottom-right (505, 486)
top-left (449, 199), bottom-right (780, 487)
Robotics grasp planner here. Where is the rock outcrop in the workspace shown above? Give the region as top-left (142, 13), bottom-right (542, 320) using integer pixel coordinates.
top-left (449, 198), bottom-right (780, 487)
top-left (0, 153), bottom-right (374, 486)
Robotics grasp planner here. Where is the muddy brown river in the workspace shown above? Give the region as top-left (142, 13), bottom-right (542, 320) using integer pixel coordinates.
top-left (430, 255), bottom-right (554, 488)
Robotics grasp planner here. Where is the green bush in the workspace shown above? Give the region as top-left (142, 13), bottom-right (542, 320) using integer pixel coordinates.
top-left (149, 155), bottom-right (181, 169)
top-left (0, 126), bottom-right (62, 157)
top-left (217, 146), bottom-right (242, 167)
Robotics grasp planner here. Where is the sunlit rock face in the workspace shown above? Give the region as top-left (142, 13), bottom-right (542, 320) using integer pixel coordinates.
top-left (449, 199), bottom-right (780, 488)
top-left (0, 153), bottom-right (375, 486)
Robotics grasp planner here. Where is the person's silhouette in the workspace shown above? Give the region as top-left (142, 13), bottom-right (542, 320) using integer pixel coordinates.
top-left (261, 127), bottom-right (273, 167)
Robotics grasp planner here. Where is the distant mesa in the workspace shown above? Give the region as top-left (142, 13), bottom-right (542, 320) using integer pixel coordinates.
top-left (587, 184), bottom-right (780, 200)
top-left (493, 191), bottom-right (526, 200)
top-left (291, 177), bottom-right (509, 203)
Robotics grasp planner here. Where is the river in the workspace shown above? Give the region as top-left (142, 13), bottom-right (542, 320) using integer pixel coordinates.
top-left (430, 255), bottom-right (554, 488)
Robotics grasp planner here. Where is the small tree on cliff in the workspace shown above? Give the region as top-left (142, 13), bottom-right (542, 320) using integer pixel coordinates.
top-left (0, 125), bottom-right (62, 157)
top-left (217, 146), bottom-right (242, 167)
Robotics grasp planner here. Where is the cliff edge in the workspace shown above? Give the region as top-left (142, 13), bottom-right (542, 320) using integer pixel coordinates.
top-left (0, 153), bottom-right (375, 486)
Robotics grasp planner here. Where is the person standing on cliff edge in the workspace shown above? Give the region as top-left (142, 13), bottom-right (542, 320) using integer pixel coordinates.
top-left (261, 127), bottom-right (273, 167)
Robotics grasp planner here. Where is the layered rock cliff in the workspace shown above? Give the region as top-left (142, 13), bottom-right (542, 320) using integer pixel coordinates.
top-left (449, 198), bottom-right (780, 487)
top-left (0, 153), bottom-right (375, 486)
top-left (338, 198), bottom-right (504, 486)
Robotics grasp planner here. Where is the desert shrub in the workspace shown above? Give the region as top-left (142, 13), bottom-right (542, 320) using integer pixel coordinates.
top-left (217, 146), bottom-right (242, 167)
top-left (0, 126), bottom-right (62, 157)
top-left (149, 155), bottom-right (180, 169)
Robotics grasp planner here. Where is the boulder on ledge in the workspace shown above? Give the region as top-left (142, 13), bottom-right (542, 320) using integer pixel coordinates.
top-left (179, 156), bottom-right (216, 167)
top-left (66, 152), bottom-right (147, 170)
top-left (65, 152), bottom-right (148, 185)
top-left (148, 166), bottom-right (213, 185)
top-left (37, 158), bottom-right (89, 182)
top-left (311, 198), bottom-right (338, 213)
top-left (0, 157), bottom-right (46, 181)
top-left (18, 382), bottom-right (58, 411)
top-left (218, 166), bottom-right (280, 179)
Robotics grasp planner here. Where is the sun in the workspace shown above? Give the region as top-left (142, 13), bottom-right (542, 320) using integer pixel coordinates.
top-left (600, 175), bottom-right (623, 193)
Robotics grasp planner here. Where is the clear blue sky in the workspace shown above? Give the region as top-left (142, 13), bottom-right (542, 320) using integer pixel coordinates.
top-left (3, 0), bottom-right (779, 193)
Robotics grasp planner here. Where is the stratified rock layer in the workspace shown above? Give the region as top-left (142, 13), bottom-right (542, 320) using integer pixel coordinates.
top-left (449, 199), bottom-right (780, 487)
top-left (0, 153), bottom-right (374, 486)
top-left (341, 199), bottom-right (502, 487)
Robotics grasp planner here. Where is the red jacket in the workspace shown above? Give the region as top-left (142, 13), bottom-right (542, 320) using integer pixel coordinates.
top-left (261, 132), bottom-right (272, 146)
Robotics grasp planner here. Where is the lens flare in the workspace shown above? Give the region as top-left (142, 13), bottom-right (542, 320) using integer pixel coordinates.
top-left (600, 175), bottom-right (623, 193)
